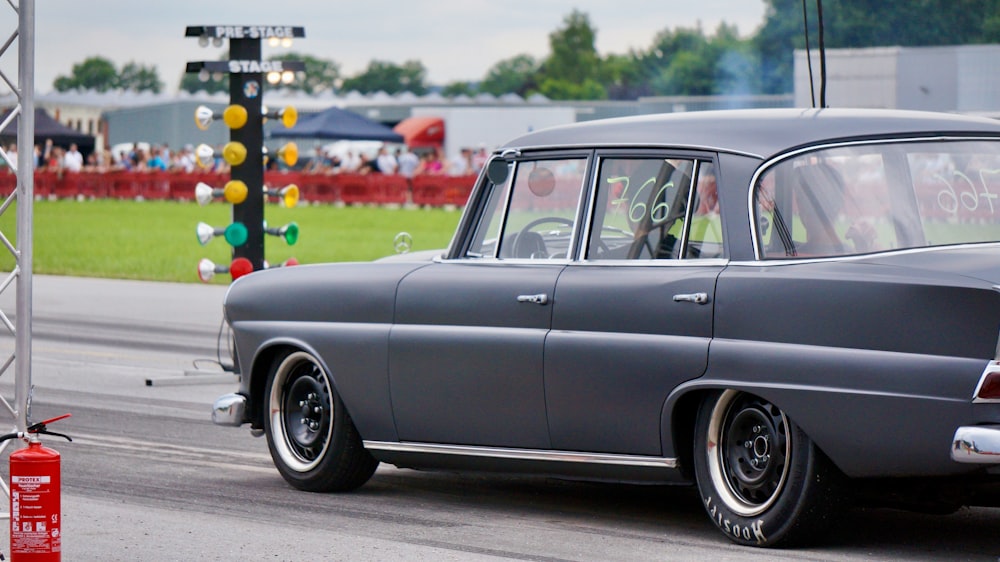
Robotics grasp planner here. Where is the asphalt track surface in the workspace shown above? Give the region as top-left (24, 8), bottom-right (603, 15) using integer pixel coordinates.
top-left (0, 275), bottom-right (996, 560)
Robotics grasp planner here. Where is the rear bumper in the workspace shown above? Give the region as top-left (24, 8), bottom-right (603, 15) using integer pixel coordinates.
top-left (952, 425), bottom-right (1000, 464)
top-left (212, 393), bottom-right (248, 427)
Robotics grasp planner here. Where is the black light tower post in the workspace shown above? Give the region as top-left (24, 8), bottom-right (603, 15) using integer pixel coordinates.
top-left (185, 25), bottom-right (305, 277)
top-left (228, 36), bottom-right (265, 270)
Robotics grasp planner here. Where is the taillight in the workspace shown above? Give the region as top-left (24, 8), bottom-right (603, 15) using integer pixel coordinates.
top-left (977, 371), bottom-right (1000, 401)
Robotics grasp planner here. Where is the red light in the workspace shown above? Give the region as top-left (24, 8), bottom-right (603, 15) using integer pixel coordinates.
top-left (978, 372), bottom-right (1000, 400)
top-left (283, 257), bottom-right (299, 267)
top-left (230, 258), bottom-right (254, 280)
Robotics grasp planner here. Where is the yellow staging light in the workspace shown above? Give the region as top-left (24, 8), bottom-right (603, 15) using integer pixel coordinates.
top-left (223, 180), bottom-right (249, 204)
top-left (278, 142), bottom-right (299, 167)
top-left (281, 184), bottom-right (299, 208)
top-left (222, 142), bottom-right (247, 166)
top-left (222, 105), bottom-right (248, 129)
top-left (280, 106), bottom-right (298, 128)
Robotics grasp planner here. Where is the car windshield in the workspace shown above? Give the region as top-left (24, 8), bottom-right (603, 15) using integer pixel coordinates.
top-left (754, 139), bottom-right (1000, 259)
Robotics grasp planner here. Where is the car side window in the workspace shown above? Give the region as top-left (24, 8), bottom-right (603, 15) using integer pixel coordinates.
top-left (465, 167), bottom-right (512, 258)
top-left (588, 157), bottom-right (716, 260)
top-left (686, 162), bottom-right (724, 259)
top-left (466, 158), bottom-right (587, 259)
top-left (755, 151), bottom-right (899, 259)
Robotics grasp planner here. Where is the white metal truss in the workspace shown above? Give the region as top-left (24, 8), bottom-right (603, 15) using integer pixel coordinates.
top-left (0, 0), bottom-right (35, 519)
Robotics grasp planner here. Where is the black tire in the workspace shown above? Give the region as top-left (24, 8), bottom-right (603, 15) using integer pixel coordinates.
top-left (692, 390), bottom-right (845, 547)
top-left (263, 350), bottom-right (378, 492)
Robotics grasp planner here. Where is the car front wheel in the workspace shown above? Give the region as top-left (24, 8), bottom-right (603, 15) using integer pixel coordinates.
top-left (692, 390), bottom-right (845, 547)
top-left (264, 350), bottom-right (378, 492)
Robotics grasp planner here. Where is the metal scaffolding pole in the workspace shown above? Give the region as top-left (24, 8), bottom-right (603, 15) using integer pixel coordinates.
top-left (0, 0), bottom-right (36, 519)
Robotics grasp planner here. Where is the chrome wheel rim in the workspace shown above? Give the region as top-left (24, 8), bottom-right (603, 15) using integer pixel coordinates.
top-left (268, 352), bottom-right (334, 473)
top-left (706, 390), bottom-right (791, 517)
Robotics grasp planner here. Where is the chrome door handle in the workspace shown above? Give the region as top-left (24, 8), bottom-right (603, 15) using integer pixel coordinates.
top-left (673, 292), bottom-right (709, 304)
top-left (517, 293), bottom-right (549, 305)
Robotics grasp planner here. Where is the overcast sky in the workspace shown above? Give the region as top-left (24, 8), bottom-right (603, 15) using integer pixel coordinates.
top-left (9, 1), bottom-right (768, 94)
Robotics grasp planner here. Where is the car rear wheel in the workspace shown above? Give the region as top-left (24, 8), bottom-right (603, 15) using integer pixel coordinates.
top-left (692, 390), bottom-right (845, 547)
top-left (264, 350), bottom-right (378, 492)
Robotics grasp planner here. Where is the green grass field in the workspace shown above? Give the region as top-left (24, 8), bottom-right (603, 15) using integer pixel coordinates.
top-left (0, 199), bottom-right (462, 283)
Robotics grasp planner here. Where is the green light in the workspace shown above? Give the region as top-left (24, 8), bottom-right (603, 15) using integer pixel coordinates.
top-left (224, 222), bottom-right (248, 247)
top-left (283, 222), bottom-right (299, 246)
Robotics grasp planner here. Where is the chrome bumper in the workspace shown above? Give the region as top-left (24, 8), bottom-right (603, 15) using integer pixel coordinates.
top-left (212, 393), bottom-right (248, 427)
top-left (951, 426), bottom-right (1000, 464)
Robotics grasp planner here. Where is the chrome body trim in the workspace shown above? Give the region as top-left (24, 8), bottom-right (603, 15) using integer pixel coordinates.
top-left (455, 257), bottom-right (731, 267)
top-left (951, 426), bottom-right (1000, 464)
top-left (729, 241), bottom-right (1000, 268)
top-left (363, 441), bottom-right (678, 469)
top-left (212, 393), bottom-right (247, 427)
top-left (973, 360), bottom-right (1000, 403)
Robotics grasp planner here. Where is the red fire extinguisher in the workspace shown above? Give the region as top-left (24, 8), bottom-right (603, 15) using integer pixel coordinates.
top-left (1, 414), bottom-right (72, 562)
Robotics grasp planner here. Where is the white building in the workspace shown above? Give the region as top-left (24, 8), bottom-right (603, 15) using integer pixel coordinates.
top-left (795, 44), bottom-right (1000, 114)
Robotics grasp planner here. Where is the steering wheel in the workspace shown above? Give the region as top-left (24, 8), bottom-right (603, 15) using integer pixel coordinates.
top-left (589, 225), bottom-right (632, 258)
top-left (513, 216), bottom-right (573, 258)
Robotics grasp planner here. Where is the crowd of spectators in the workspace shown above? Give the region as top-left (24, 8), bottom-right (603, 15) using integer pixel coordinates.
top-left (17, 139), bottom-right (488, 178)
top-left (298, 144), bottom-right (488, 178)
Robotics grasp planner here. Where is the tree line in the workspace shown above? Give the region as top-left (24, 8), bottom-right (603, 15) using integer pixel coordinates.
top-left (54, 1), bottom-right (1000, 100)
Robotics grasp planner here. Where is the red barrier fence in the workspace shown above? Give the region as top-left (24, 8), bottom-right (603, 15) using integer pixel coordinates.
top-left (4, 171), bottom-right (477, 208)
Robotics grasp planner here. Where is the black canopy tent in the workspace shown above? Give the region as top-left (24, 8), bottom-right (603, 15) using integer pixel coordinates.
top-left (0, 107), bottom-right (96, 156)
top-left (269, 105), bottom-right (404, 143)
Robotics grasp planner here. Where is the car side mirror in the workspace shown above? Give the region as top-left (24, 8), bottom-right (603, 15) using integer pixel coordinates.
top-left (486, 159), bottom-right (509, 185)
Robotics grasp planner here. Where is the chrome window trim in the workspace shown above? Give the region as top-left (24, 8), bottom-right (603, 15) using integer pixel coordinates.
top-left (364, 441), bottom-right (678, 469)
top-left (582, 154), bottom-right (716, 263)
top-left (444, 257), bottom-right (573, 266)
top-left (508, 141), bottom-right (761, 160)
top-left (577, 153), bottom-right (601, 261)
top-left (490, 159), bottom-right (519, 259)
top-left (676, 159), bottom-right (700, 258)
top-left (485, 155), bottom-right (590, 261)
top-left (571, 258), bottom-right (729, 268)
top-left (747, 135), bottom-right (1000, 261)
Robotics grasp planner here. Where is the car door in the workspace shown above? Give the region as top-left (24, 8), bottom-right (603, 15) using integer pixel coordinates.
top-left (389, 154), bottom-right (589, 448)
top-left (545, 154), bottom-right (724, 456)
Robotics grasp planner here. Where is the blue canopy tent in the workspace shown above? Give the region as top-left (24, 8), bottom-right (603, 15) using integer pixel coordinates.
top-left (269, 105), bottom-right (404, 142)
top-left (0, 107), bottom-right (96, 155)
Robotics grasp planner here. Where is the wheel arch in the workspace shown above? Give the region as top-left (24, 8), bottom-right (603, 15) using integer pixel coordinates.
top-left (665, 382), bottom-right (843, 477)
top-left (246, 339), bottom-right (338, 430)
top-left (667, 388), bottom-right (713, 480)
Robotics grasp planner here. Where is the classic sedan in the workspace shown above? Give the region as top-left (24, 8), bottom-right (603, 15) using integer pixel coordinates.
top-left (213, 108), bottom-right (1000, 547)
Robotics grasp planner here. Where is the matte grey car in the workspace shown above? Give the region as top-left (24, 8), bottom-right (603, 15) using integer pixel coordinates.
top-left (213, 108), bottom-right (1000, 547)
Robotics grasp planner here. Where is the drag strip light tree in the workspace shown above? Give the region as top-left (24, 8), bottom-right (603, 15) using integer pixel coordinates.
top-left (185, 25), bottom-right (304, 281)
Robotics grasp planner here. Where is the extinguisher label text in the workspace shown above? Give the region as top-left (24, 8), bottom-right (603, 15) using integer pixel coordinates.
top-left (11, 474), bottom-right (60, 554)
top-left (12, 475), bottom-right (51, 487)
